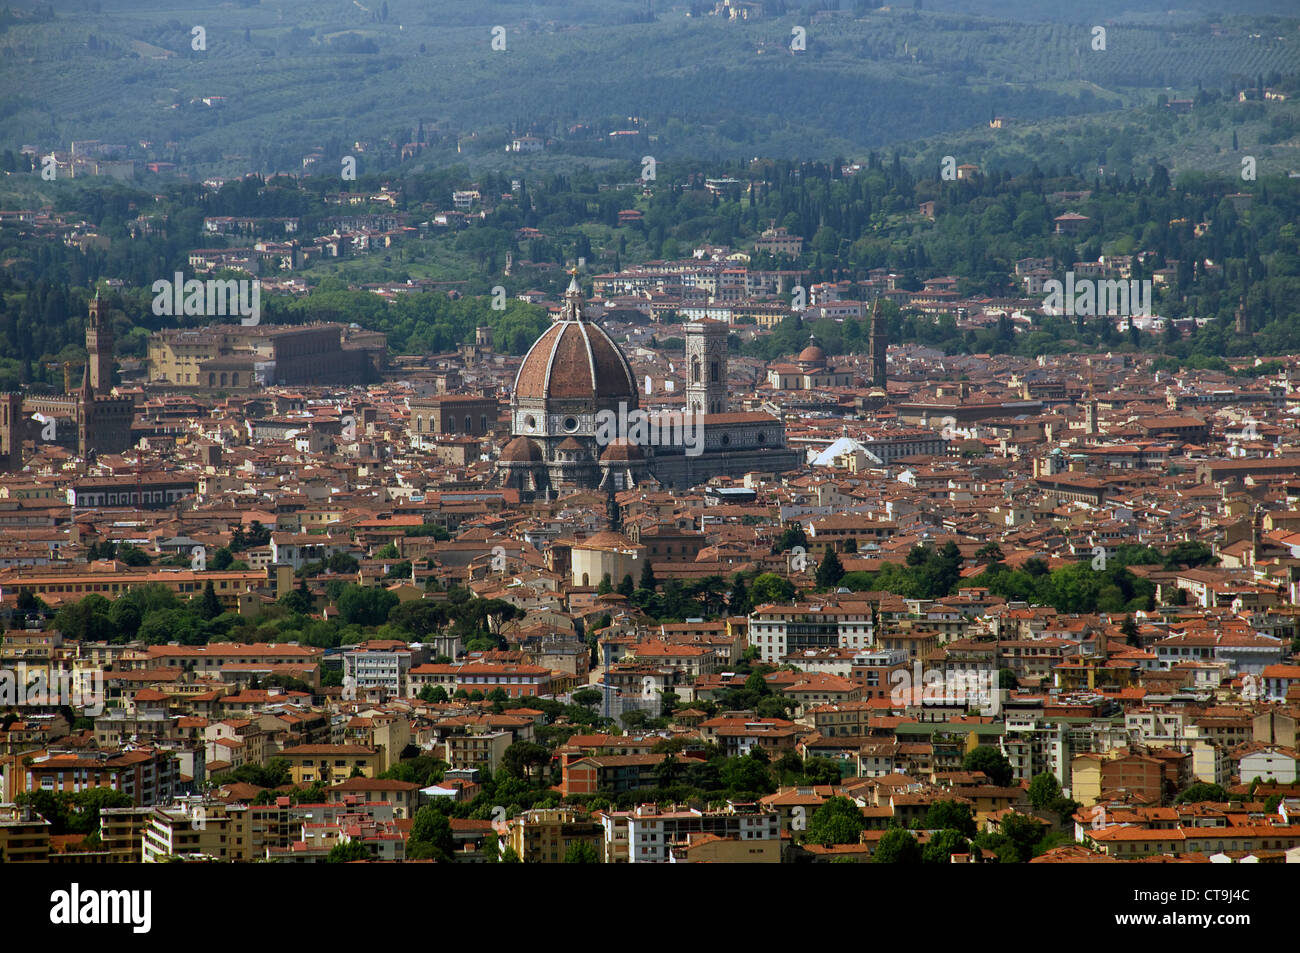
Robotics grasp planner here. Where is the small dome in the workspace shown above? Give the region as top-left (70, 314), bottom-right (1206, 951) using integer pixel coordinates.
top-left (556, 437), bottom-right (585, 452)
top-left (600, 438), bottom-right (645, 463)
top-left (798, 343), bottom-right (827, 364)
top-left (500, 436), bottom-right (542, 463)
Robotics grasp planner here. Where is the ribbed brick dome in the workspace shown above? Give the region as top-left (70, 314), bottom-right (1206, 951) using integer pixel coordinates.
top-left (512, 275), bottom-right (637, 404)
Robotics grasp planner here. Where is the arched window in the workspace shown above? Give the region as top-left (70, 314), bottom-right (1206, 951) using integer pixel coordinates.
top-left (582, 573), bottom-right (589, 587)
top-left (220, 373), bottom-right (228, 387)
top-left (231, 373), bottom-right (239, 387)
top-left (691, 358), bottom-right (701, 383)
top-left (710, 360), bottom-right (719, 382)
top-left (208, 373), bottom-right (215, 387)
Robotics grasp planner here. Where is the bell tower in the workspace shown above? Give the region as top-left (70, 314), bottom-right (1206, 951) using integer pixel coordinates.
top-left (86, 290), bottom-right (114, 393)
top-left (868, 300), bottom-right (888, 389)
top-left (684, 319), bottom-right (728, 416)
top-left (0, 392), bottom-right (24, 471)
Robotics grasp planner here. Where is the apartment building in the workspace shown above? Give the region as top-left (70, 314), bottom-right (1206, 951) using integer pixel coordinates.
top-left (503, 807), bottom-right (604, 863)
top-left (142, 801), bottom-right (251, 863)
top-left (747, 603), bottom-right (874, 664)
top-left (276, 744), bottom-right (383, 784)
top-left (342, 640), bottom-right (421, 699)
top-left (7, 747), bottom-right (181, 806)
top-left (0, 804), bottom-right (50, 862)
top-left (602, 803), bottom-right (780, 864)
top-left (445, 731), bottom-right (511, 773)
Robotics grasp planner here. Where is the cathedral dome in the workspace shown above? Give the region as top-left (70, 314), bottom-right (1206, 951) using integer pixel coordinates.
top-left (513, 275), bottom-right (637, 404)
top-left (500, 436), bottom-right (543, 463)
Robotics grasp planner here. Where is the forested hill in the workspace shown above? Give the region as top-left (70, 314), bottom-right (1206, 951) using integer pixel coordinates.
top-left (2, 1), bottom-right (1299, 178)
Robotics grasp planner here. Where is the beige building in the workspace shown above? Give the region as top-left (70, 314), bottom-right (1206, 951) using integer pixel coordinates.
top-left (0, 804), bottom-right (50, 862)
top-left (141, 801), bottom-right (252, 862)
top-left (669, 832), bottom-right (781, 863)
top-left (446, 730), bottom-right (511, 773)
top-left (570, 531), bottom-right (646, 589)
top-left (276, 744), bottom-right (384, 784)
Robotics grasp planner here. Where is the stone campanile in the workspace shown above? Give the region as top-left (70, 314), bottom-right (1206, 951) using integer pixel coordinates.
top-left (684, 319), bottom-right (728, 416)
top-left (86, 289), bottom-right (114, 393)
top-left (868, 299), bottom-right (888, 389)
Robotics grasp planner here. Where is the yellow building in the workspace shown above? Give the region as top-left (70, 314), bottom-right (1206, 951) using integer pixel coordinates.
top-left (669, 832), bottom-right (781, 863)
top-left (99, 805), bottom-right (155, 862)
top-left (277, 744), bottom-right (383, 784)
top-left (141, 801), bottom-right (252, 862)
top-left (0, 565), bottom-right (291, 609)
top-left (0, 805), bottom-right (50, 862)
top-left (504, 808), bottom-right (604, 863)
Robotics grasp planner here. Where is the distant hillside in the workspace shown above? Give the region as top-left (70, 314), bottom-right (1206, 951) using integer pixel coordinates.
top-left (2, 1), bottom-right (1298, 178)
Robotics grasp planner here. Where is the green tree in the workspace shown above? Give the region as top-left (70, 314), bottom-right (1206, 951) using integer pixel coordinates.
top-left (773, 524), bottom-right (807, 553)
top-left (750, 572), bottom-right (795, 604)
top-left (419, 684), bottom-right (449, 704)
top-left (923, 800), bottom-right (977, 838)
top-left (198, 580), bottom-right (223, 620)
top-left (337, 584), bottom-right (399, 626)
top-left (118, 543), bottom-right (151, 566)
top-left (801, 757), bottom-right (843, 786)
top-left (388, 601), bottom-right (448, 637)
top-left (501, 741), bottom-right (550, 780)
top-left (563, 841), bottom-right (601, 863)
top-left (326, 840), bottom-right (372, 862)
top-left (1027, 772), bottom-right (1063, 811)
top-left (639, 560), bottom-right (657, 591)
top-left (728, 574), bottom-right (752, 615)
top-left (962, 745), bottom-right (1014, 787)
top-left (805, 796), bottom-right (866, 846)
top-left (278, 580), bottom-right (314, 615)
top-left (816, 549), bottom-right (845, 588)
top-left (1175, 782), bottom-right (1228, 804)
top-left (1000, 814), bottom-right (1047, 862)
top-left (408, 805), bottom-right (455, 861)
top-left (572, 688), bottom-right (603, 709)
top-left (596, 573), bottom-right (613, 595)
top-left (873, 828), bottom-right (922, 864)
top-left (326, 551), bottom-right (360, 574)
top-left (617, 574), bottom-right (635, 598)
top-left (923, 828), bottom-right (970, 864)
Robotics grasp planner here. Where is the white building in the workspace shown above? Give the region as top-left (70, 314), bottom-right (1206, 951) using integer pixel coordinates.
top-left (746, 603), bottom-right (874, 664)
top-left (343, 642), bottom-right (417, 699)
top-left (604, 804), bottom-right (780, 864)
